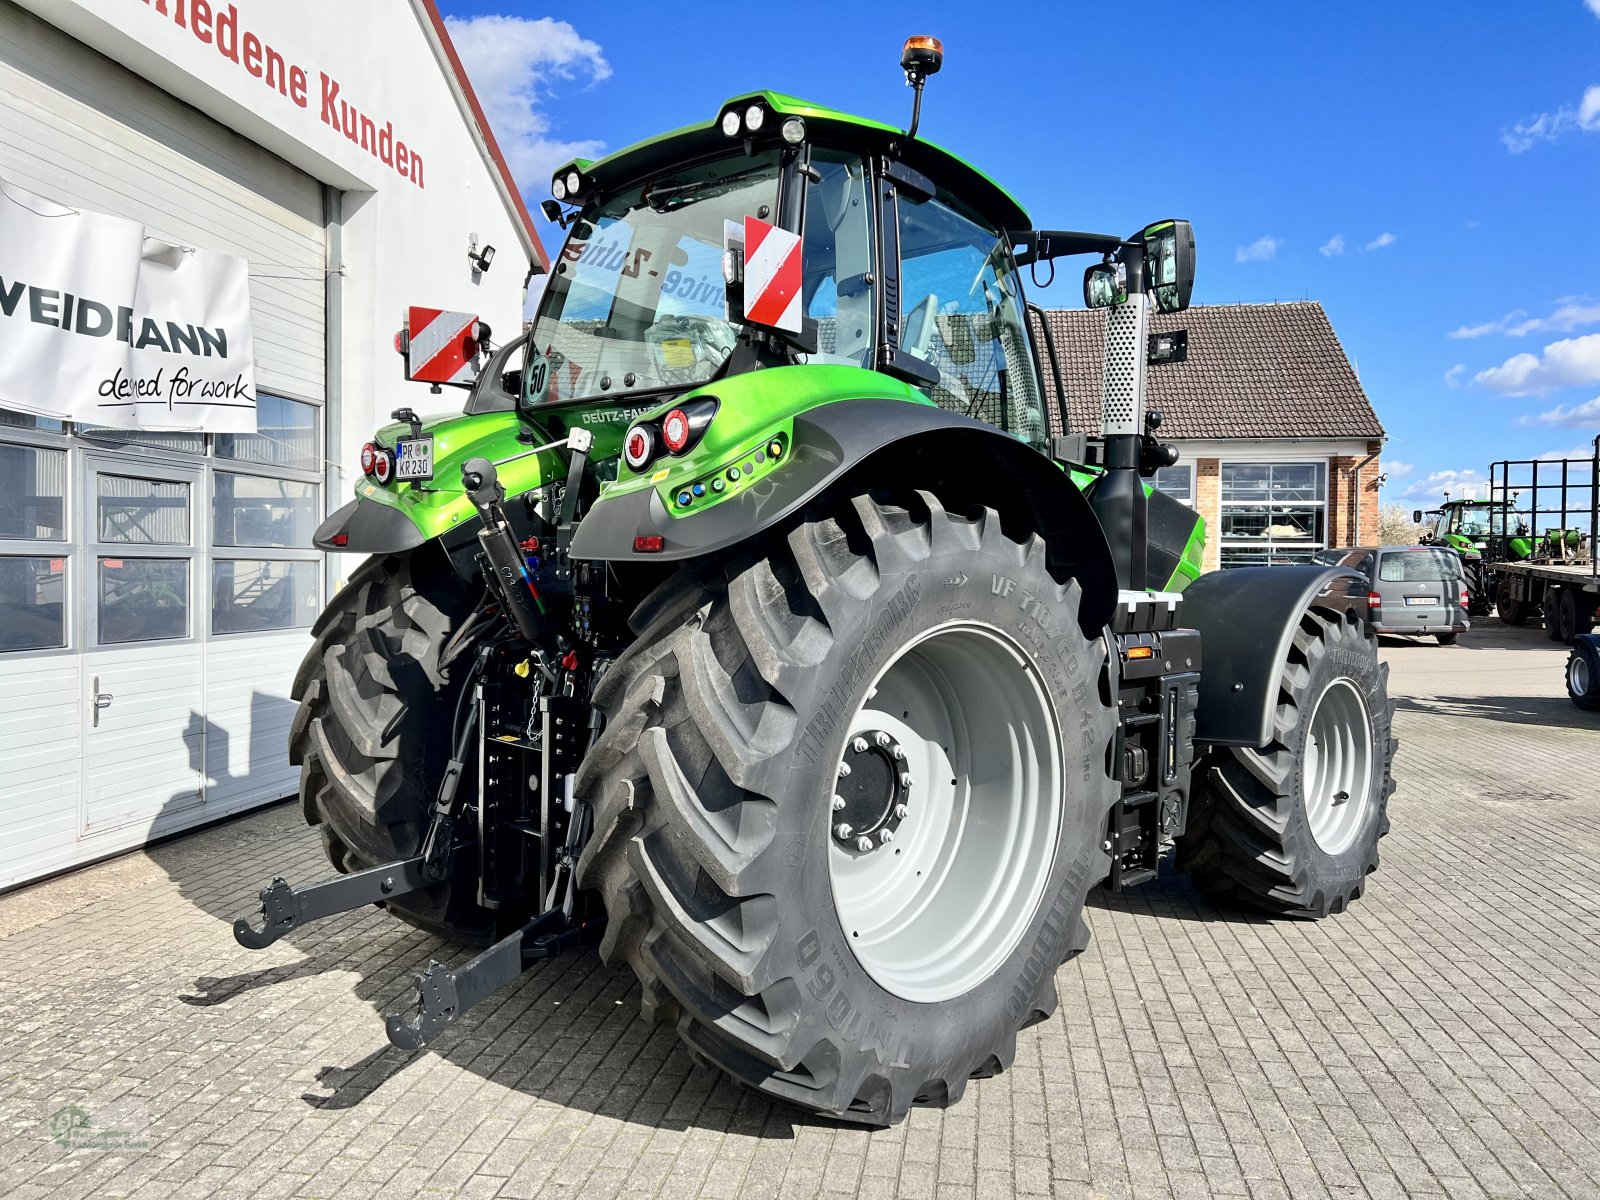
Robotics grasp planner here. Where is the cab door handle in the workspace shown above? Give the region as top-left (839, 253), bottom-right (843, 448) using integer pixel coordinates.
top-left (92, 676), bottom-right (114, 727)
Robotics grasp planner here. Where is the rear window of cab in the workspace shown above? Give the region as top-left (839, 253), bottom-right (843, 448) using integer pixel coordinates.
top-left (1378, 549), bottom-right (1461, 582)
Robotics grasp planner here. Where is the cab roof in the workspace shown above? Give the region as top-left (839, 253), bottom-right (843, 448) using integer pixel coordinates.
top-left (567, 91), bottom-right (1030, 234)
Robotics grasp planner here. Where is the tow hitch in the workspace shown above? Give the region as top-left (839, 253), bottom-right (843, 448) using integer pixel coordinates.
top-left (233, 853), bottom-right (452, 949)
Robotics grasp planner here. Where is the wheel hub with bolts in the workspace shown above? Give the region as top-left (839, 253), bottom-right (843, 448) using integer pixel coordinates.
top-left (832, 729), bottom-right (910, 853)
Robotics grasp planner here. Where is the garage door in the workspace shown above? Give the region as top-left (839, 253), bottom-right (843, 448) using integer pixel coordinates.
top-left (0, 0), bottom-right (328, 887)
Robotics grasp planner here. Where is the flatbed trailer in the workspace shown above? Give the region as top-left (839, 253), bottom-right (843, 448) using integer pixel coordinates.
top-left (1483, 443), bottom-right (1600, 641)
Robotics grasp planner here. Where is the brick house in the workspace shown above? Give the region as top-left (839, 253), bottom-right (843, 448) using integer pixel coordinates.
top-left (1033, 301), bottom-right (1384, 571)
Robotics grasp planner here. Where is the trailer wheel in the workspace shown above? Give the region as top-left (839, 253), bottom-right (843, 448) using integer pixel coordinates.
top-left (288, 546), bottom-right (502, 943)
top-left (1551, 587), bottom-right (1593, 644)
top-left (1569, 635), bottom-right (1600, 711)
top-left (1545, 588), bottom-right (1569, 642)
top-left (1496, 580), bottom-right (1528, 626)
top-left (576, 493), bottom-right (1117, 1124)
top-left (1177, 605), bottom-right (1395, 918)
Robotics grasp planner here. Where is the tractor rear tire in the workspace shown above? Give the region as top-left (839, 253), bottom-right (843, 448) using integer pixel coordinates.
top-left (576, 492), bottom-right (1117, 1124)
top-left (1497, 581), bottom-right (1527, 626)
top-left (1568, 635), bottom-right (1600, 711)
top-left (288, 546), bottom-right (503, 944)
top-left (1177, 605), bottom-right (1395, 918)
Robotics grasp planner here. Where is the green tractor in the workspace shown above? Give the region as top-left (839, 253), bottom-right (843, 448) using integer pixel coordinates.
top-left (1416, 495), bottom-right (1530, 616)
top-left (235, 39), bottom-right (1396, 1125)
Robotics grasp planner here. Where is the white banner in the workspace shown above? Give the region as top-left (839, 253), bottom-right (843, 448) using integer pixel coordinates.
top-left (0, 180), bottom-right (257, 432)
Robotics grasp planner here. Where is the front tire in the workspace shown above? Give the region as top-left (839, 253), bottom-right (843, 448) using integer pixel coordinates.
top-left (576, 493), bottom-right (1117, 1124)
top-left (1569, 635), bottom-right (1600, 711)
top-left (1177, 605), bottom-right (1395, 918)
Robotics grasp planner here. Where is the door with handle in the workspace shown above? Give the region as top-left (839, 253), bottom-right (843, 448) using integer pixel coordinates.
top-left (79, 453), bottom-right (205, 838)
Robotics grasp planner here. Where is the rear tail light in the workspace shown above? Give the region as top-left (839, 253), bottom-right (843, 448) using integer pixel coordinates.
top-left (623, 425), bottom-right (655, 470)
top-left (371, 448), bottom-right (394, 484)
top-left (1367, 591), bottom-right (1381, 609)
top-left (661, 408), bottom-right (692, 453)
top-left (1460, 587), bottom-right (1469, 608)
top-left (360, 442), bottom-right (377, 475)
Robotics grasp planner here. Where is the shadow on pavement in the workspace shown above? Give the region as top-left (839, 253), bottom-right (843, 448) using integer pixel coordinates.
top-left (1394, 692), bottom-right (1583, 727)
top-left (145, 737), bottom-right (817, 1136)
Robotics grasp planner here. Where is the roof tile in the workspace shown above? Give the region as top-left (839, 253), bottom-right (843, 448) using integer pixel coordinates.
top-left (1029, 301), bottom-right (1384, 441)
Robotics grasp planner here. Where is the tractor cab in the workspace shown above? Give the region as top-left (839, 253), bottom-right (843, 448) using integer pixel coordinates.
top-left (522, 84), bottom-right (1054, 448)
top-left (1417, 497), bottom-right (1529, 562)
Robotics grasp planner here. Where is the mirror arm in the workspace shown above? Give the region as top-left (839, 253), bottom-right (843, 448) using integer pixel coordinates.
top-left (1010, 229), bottom-right (1124, 266)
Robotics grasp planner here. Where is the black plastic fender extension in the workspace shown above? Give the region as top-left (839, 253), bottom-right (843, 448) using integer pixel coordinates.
top-left (566, 399), bottom-right (1120, 634)
top-left (313, 497), bottom-right (427, 554)
top-left (1180, 565), bottom-right (1369, 749)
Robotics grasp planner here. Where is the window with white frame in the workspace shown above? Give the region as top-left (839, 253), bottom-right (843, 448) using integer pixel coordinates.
top-left (0, 391), bottom-right (323, 654)
top-left (1152, 464), bottom-right (1193, 506)
top-left (1218, 461), bottom-right (1326, 568)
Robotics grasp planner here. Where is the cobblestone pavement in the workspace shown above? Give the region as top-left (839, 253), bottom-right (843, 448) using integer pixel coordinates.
top-left (2, 620), bottom-right (1597, 1200)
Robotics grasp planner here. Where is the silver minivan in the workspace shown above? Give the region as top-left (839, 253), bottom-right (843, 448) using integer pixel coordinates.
top-left (1313, 546), bottom-right (1470, 645)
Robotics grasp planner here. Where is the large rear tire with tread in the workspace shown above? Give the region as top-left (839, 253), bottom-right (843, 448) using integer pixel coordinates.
top-left (1177, 605), bottom-right (1395, 918)
top-left (288, 546), bottom-right (503, 943)
top-left (576, 492), bottom-right (1117, 1125)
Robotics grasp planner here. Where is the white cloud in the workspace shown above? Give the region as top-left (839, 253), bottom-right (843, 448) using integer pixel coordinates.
top-left (1589, 0), bottom-right (1600, 16)
top-left (1235, 236), bottom-right (1281, 263)
top-left (1503, 84), bottom-right (1600, 152)
top-left (1395, 468), bottom-right (1488, 506)
top-left (1474, 333), bottom-right (1600, 394)
top-left (1448, 300), bottom-right (1600, 339)
top-left (1537, 445), bottom-right (1598, 462)
top-left (1319, 234), bottom-right (1345, 257)
top-left (1445, 364), bottom-right (1467, 388)
top-left (1385, 460), bottom-right (1415, 479)
top-left (1365, 231), bottom-right (1397, 251)
top-left (1517, 396), bottom-right (1600, 428)
top-left (443, 15), bottom-right (611, 198)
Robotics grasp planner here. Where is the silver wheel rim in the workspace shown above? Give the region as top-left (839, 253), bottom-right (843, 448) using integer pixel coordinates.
top-left (1572, 655), bottom-right (1592, 698)
top-left (828, 621), bottom-right (1062, 1004)
top-left (1302, 678), bottom-right (1375, 856)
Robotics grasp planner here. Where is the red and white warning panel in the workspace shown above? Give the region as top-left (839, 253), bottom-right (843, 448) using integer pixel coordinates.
top-left (741, 216), bottom-right (802, 333)
top-left (400, 307), bottom-right (482, 387)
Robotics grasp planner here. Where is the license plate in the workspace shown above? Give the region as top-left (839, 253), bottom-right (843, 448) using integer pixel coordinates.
top-left (395, 436), bottom-right (433, 481)
top-left (1404, 596), bottom-right (1434, 606)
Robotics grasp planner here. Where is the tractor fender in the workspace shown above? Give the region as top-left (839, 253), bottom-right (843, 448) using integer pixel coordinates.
top-left (313, 498), bottom-right (427, 554)
top-left (1181, 565), bottom-right (1369, 749)
top-left (569, 398), bottom-right (1118, 633)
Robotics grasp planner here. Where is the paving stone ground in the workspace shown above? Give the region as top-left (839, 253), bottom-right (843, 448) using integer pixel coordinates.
top-left (2, 619), bottom-right (1598, 1200)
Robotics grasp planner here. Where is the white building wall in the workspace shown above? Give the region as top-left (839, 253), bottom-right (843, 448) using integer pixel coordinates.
top-left (15, 0), bottom-right (542, 476)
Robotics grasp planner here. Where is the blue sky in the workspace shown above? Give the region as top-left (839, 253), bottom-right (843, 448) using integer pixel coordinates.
top-left (438, 1), bottom-right (1600, 509)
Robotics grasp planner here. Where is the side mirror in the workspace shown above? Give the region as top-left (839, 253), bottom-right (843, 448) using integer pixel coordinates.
top-left (1411, 509), bottom-right (1422, 523)
top-left (1142, 219), bottom-right (1195, 314)
top-left (1083, 261), bottom-right (1127, 308)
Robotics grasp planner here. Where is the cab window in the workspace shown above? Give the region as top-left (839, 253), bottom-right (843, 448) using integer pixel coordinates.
top-left (799, 152), bottom-right (874, 369)
top-left (898, 193), bottom-right (1047, 448)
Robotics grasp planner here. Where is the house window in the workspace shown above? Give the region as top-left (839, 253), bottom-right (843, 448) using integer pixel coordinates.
top-left (1219, 461), bottom-right (1326, 567)
top-left (1152, 464), bottom-right (1192, 505)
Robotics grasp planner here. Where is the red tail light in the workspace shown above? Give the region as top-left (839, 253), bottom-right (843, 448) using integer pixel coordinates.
top-left (1459, 587), bottom-right (1469, 608)
top-left (372, 448), bottom-right (393, 484)
top-left (1367, 591), bottom-right (1381, 609)
top-left (661, 408), bottom-right (691, 453)
top-left (360, 442), bottom-right (376, 475)
top-left (633, 535), bottom-right (665, 553)
top-left (623, 425), bottom-right (655, 470)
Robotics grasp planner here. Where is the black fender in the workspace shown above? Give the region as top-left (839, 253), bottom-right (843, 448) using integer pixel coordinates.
top-left (569, 398), bottom-right (1118, 633)
top-left (313, 498), bottom-right (427, 554)
top-left (1182, 565), bottom-right (1368, 748)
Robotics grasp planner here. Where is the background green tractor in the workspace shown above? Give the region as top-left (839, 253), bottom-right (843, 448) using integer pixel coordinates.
top-left (235, 38), bottom-right (1395, 1125)
top-left (1416, 496), bottom-right (1530, 615)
